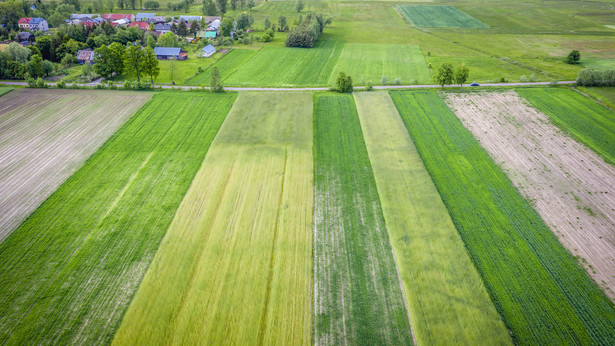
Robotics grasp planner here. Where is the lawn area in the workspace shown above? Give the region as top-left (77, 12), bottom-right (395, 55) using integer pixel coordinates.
top-left (353, 91), bottom-right (510, 345)
top-left (114, 92), bottom-right (314, 345)
top-left (313, 93), bottom-right (412, 345)
top-left (330, 44), bottom-right (430, 85)
top-left (396, 5), bottom-right (488, 28)
top-left (223, 40), bottom-right (343, 86)
top-left (390, 90), bottom-right (615, 345)
top-left (0, 92), bottom-right (235, 345)
top-left (578, 86), bottom-right (615, 109)
top-left (517, 87), bottom-right (615, 165)
top-left (185, 49), bottom-right (258, 85)
top-left (0, 89), bottom-right (151, 240)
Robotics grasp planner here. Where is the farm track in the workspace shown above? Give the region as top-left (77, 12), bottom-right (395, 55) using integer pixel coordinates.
top-left (446, 90), bottom-right (615, 300)
top-left (354, 91), bottom-right (510, 345)
top-left (0, 92), bottom-right (234, 345)
top-left (114, 92), bottom-right (313, 345)
top-left (390, 90), bottom-right (615, 345)
top-left (313, 94), bottom-right (413, 345)
top-left (0, 89), bottom-right (151, 241)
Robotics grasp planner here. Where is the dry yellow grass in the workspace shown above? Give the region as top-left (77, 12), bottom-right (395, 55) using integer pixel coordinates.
top-left (113, 91), bottom-right (313, 345)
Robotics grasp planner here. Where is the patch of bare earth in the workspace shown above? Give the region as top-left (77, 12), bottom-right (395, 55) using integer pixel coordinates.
top-left (446, 91), bottom-right (615, 300)
top-left (0, 89), bottom-right (151, 241)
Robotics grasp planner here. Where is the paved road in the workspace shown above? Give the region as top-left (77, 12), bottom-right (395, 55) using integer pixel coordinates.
top-left (1, 80), bottom-right (576, 91)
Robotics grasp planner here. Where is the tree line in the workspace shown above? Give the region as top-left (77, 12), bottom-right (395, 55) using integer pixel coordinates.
top-left (285, 13), bottom-right (331, 48)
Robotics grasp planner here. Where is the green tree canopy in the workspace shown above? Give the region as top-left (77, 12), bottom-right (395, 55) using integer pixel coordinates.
top-left (434, 63), bottom-right (454, 89)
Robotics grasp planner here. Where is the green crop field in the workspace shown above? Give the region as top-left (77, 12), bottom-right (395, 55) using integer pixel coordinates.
top-left (0, 92), bottom-right (235, 345)
top-left (517, 88), bottom-right (615, 166)
top-left (396, 5), bottom-right (488, 29)
top-left (330, 44), bottom-right (430, 85)
top-left (185, 49), bottom-right (258, 85)
top-left (390, 90), bottom-right (615, 345)
top-left (114, 92), bottom-right (314, 345)
top-left (221, 40), bottom-right (343, 86)
top-left (354, 91), bottom-right (510, 345)
top-left (313, 93), bottom-right (413, 345)
top-left (0, 87), bottom-right (13, 97)
top-left (579, 87), bottom-right (615, 109)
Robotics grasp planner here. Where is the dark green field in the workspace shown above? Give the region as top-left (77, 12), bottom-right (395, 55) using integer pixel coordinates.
top-left (396, 5), bottom-right (488, 29)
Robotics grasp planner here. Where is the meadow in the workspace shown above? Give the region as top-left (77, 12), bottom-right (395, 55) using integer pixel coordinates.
top-left (390, 90), bottom-right (615, 345)
top-left (185, 49), bottom-right (257, 85)
top-left (354, 91), bottom-right (510, 345)
top-left (0, 89), bottom-right (151, 240)
top-left (313, 93), bottom-right (413, 345)
top-left (395, 5), bottom-right (488, 28)
top-left (114, 92), bottom-right (314, 345)
top-left (517, 88), bottom-right (615, 165)
top-left (0, 92), bottom-right (235, 345)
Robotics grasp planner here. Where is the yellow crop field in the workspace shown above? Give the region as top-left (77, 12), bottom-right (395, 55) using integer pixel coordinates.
top-left (354, 92), bottom-right (511, 345)
top-left (113, 92), bottom-right (314, 345)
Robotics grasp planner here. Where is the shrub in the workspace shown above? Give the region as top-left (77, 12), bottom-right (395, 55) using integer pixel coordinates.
top-left (394, 77), bottom-right (401, 85)
top-left (520, 75), bottom-right (527, 82)
top-left (333, 72), bottom-right (353, 93)
top-left (565, 50), bottom-right (580, 64)
top-left (499, 77), bottom-right (508, 83)
top-left (381, 75), bottom-right (387, 85)
top-left (57, 80), bottom-right (66, 88)
top-left (529, 73), bottom-right (536, 82)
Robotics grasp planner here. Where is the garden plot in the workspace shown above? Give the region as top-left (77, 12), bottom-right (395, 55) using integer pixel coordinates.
top-left (0, 89), bottom-right (150, 241)
top-left (446, 90), bottom-right (615, 300)
top-left (114, 92), bottom-right (314, 345)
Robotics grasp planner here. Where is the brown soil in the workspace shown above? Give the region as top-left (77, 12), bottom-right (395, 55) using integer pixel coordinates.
top-left (446, 91), bottom-right (615, 301)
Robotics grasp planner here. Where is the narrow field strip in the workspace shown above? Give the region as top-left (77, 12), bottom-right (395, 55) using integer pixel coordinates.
top-left (114, 92), bottom-right (313, 345)
top-left (396, 5), bottom-right (488, 28)
top-left (185, 49), bottom-right (258, 85)
top-left (313, 93), bottom-right (413, 345)
top-left (330, 44), bottom-right (430, 85)
top-left (446, 90), bottom-right (615, 300)
top-left (0, 92), bottom-right (235, 345)
top-left (516, 88), bottom-right (615, 165)
top-left (224, 40), bottom-right (343, 87)
top-left (389, 90), bottom-right (615, 345)
top-left (0, 89), bottom-right (151, 241)
top-left (354, 91), bottom-right (510, 345)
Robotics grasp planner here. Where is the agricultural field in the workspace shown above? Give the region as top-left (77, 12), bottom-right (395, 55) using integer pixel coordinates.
top-left (395, 5), bottom-right (488, 29)
top-left (185, 49), bottom-right (257, 85)
top-left (354, 91), bottom-right (510, 344)
top-left (0, 92), bottom-right (235, 344)
top-left (390, 90), bottom-right (615, 345)
top-left (330, 44), bottom-right (430, 85)
top-left (446, 90), bottom-right (615, 299)
top-left (313, 93), bottom-right (413, 345)
top-left (578, 87), bottom-right (615, 109)
top-left (114, 92), bottom-right (314, 345)
top-left (0, 87), bottom-right (12, 97)
top-left (0, 89), bottom-right (151, 241)
top-left (517, 88), bottom-right (615, 165)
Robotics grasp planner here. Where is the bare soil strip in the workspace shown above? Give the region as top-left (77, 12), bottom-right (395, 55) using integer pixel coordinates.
top-left (446, 91), bottom-right (615, 300)
top-left (0, 89), bottom-right (151, 241)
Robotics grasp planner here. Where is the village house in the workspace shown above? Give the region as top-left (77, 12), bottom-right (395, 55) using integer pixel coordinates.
top-left (102, 14), bottom-right (136, 22)
top-left (129, 21), bottom-right (150, 30)
top-left (155, 23), bottom-right (172, 35)
top-left (179, 15), bottom-right (202, 23)
top-left (198, 44), bottom-right (216, 58)
top-left (17, 18), bottom-right (49, 31)
top-left (153, 47), bottom-right (187, 60)
top-left (14, 32), bottom-right (35, 45)
top-left (76, 49), bottom-right (95, 64)
top-left (136, 13), bottom-right (155, 22)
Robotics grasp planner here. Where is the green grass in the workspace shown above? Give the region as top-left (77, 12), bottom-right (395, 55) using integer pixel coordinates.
top-left (313, 93), bottom-right (413, 345)
top-left (389, 89), bottom-right (615, 345)
top-left (114, 91), bottom-right (313, 345)
top-left (578, 86), bottom-right (615, 109)
top-left (517, 87), bottom-right (615, 165)
top-left (0, 92), bottom-right (235, 345)
top-left (0, 87), bottom-right (13, 97)
top-left (185, 49), bottom-right (258, 85)
top-left (427, 56), bottom-right (539, 83)
top-left (396, 5), bottom-right (488, 29)
top-left (224, 40), bottom-right (343, 86)
top-left (583, 58), bottom-right (615, 71)
top-left (353, 91), bottom-right (511, 345)
top-left (330, 44), bottom-right (430, 85)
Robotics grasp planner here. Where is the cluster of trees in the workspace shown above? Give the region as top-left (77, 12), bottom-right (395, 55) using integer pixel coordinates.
top-left (576, 68), bottom-right (615, 87)
top-left (0, 43), bottom-right (54, 80)
top-left (285, 13), bottom-right (331, 48)
top-left (264, 15), bottom-right (288, 33)
top-left (202, 0), bottom-right (254, 16)
top-left (93, 43), bottom-right (159, 83)
top-left (332, 72), bottom-right (353, 93)
top-left (434, 63), bottom-right (470, 89)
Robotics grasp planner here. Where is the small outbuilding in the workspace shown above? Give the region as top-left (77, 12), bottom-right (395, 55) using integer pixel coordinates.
top-left (154, 47), bottom-right (186, 60)
top-left (199, 44), bottom-right (216, 58)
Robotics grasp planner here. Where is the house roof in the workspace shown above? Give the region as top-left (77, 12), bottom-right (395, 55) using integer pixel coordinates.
top-left (136, 13), bottom-right (155, 20)
top-left (208, 19), bottom-right (220, 30)
top-left (204, 16), bottom-right (221, 24)
top-left (71, 14), bottom-right (99, 19)
top-left (29, 18), bottom-right (45, 24)
top-left (155, 24), bottom-right (171, 31)
top-left (205, 31), bottom-right (216, 38)
top-left (18, 18), bottom-right (31, 24)
top-left (77, 49), bottom-right (95, 61)
top-left (103, 13), bottom-right (135, 21)
top-left (154, 47), bottom-right (181, 56)
top-left (15, 32), bottom-right (33, 40)
top-left (179, 15), bottom-right (202, 22)
top-left (201, 44), bottom-right (215, 54)
top-left (129, 21), bottom-right (150, 29)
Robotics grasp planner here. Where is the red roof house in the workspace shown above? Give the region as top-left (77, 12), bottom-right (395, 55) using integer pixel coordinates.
top-left (102, 13), bottom-right (135, 21)
top-left (128, 21), bottom-right (149, 30)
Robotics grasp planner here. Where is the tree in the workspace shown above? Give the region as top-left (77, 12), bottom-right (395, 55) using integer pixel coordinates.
top-left (278, 15), bottom-right (288, 32)
top-left (26, 54), bottom-right (43, 78)
top-left (123, 44), bottom-right (145, 82)
top-left (434, 63), bottom-right (454, 90)
top-left (220, 17), bottom-right (234, 37)
top-left (189, 20), bottom-right (200, 37)
top-left (81, 61), bottom-right (94, 81)
top-left (146, 35), bottom-right (157, 48)
top-left (230, 0), bottom-right (238, 11)
top-left (295, 0), bottom-right (304, 12)
top-left (334, 72), bottom-right (353, 93)
top-left (117, 0), bottom-right (125, 9)
top-left (454, 63), bottom-right (469, 89)
top-left (128, 0), bottom-right (137, 9)
top-left (0, 1), bottom-right (22, 30)
top-left (142, 46), bottom-right (159, 84)
top-left (236, 13), bottom-right (253, 31)
top-left (107, 0), bottom-right (115, 11)
top-left (61, 53), bottom-right (75, 69)
top-left (5, 42), bottom-right (30, 64)
top-left (215, 0), bottom-right (227, 13)
top-left (48, 12), bottom-right (66, 28)
top-left (247, 0), bottom-right (254, 10)
top-left (261, 28), bottom-right (274, 42)
top-left (168, 56), bottom-right (177, 84)
top-left (202, 0), bottom-right (217, 15)
top-left (210, 66), bottom-right (223, 92)
top-left (42, 60), bottom-right (54, 76)
top-left (566, 50), bottom-right (580, 64)
top-left (264, 18), bottom-right (270, 30)
top-left (177, 20), bottom-right (188, 37)
top-left (158, 32), bottom-right (179, 47)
